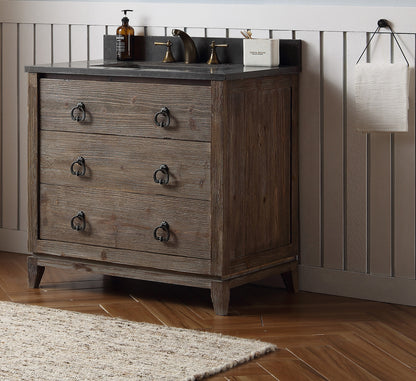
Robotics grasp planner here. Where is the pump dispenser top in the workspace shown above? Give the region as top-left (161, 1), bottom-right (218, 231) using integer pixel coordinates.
top-left (116, 9), bottom-right (134, 60)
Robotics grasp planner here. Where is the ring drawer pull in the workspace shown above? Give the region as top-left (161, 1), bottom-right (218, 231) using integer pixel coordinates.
top-left (154, 107), bottom-right (170, 128)
top-left (70, 156), bottom-right (86, 176)
top-left (70, 211), bottom-right (86, 231)
top-left (153, 221), bottom-right (170, 242)
top-left (153, 164), bottom-right (169, 185)
top-left (70, 102), bottom-right (86, 122)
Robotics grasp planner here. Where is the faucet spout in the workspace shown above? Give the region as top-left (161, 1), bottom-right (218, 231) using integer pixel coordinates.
top-left (172, 29), bottom-right (198, 64)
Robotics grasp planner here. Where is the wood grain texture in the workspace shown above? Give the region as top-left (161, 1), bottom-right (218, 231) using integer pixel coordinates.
top-left (3, 251), bottom-right (416, 380)
top-left (39, 184), bottom-right (211, 259)
top-left (31, 69), bottom-right (299, 314)
top-left (40, 130), bottom-right (211, 201)
top-left (222, 75), bottom-right (297, 274)
top-left (210, 80), bottom-right (226, 277)
top-left (39, 77), bottom-right (211, 142)
top-left (36, 240), bottom-right (211, 275)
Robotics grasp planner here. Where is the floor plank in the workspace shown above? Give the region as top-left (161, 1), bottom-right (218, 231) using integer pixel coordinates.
top-left (1, 251), bottom-right (416, 380)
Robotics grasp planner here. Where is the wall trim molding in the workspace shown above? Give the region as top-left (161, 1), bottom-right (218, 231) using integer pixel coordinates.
top-left (299, 265), bottom-right (416, 306)
top-left (0, 229), bottom-right (28, 254)
top-left (1, 1), bottom-right (416, 33)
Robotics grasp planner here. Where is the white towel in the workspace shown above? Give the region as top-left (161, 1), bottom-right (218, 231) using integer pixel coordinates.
top-left (355, 63), bottom-right (409, 132)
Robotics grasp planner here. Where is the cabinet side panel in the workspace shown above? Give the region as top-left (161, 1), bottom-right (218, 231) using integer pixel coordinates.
top-left (27, 72), bottom-right (39, 253)
top-left (211, 81), bottom-right (225, 275)
top-left (224, 76), bottom-right (295, 272)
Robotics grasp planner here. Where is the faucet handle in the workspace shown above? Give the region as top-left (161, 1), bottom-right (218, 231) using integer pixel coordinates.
top-left (154, 40), bottom-right (175, 63)
top-left (207, 41), bottom-right (229, 65)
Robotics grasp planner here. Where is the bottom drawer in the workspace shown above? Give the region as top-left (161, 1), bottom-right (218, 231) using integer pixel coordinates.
top-left (39, 184), bottom-right (210, 260)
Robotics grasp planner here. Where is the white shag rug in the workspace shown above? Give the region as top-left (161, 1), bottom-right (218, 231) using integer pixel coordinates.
top-left (0, 301), bottom-right (276, 380)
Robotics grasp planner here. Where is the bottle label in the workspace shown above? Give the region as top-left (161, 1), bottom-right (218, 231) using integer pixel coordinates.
top-left (116, 35), bottom-right (126, 54)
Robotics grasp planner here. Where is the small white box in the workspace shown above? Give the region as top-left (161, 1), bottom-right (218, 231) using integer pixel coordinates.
top-left (243, 39), bottom-right (280, 67)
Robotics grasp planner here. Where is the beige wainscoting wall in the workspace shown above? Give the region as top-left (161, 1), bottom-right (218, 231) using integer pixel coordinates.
top-left (0, 1), bottom-right (415, 305)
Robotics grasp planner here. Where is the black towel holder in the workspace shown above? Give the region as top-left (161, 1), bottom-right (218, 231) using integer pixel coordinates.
top-left (356, 19), bottom-right (409, 66)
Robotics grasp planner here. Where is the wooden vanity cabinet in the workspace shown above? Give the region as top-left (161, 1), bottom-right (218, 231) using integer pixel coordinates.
top-left (27, 72), bottom-right (299, 315)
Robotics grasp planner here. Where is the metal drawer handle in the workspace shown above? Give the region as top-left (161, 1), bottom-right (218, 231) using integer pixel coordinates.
top-left (153, 221), bottom-right (170, 242)
top-left (71, 211), bottom-right (86, 231)
top-left (71, 102), bottom-right (86, 122)
top-left (154, 107), bottom-right (170, 128)
top-left (153, 164), bottom-right (169, 185)
top-left (70, 156), bottom-right (86, 176)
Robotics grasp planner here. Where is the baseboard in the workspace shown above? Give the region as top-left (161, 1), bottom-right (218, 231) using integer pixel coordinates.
top-left (299, 265), bottom-right (416, 306)
top-left (0, 229), bottom-right (28, 254)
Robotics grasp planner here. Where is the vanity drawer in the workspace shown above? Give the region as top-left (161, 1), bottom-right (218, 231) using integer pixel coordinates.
top-left (39, 78), bottom-right (211, 141)
top-left (39, 184), bottom-right (211, 260)
top-left (40, 130), bottom-right (211, 200)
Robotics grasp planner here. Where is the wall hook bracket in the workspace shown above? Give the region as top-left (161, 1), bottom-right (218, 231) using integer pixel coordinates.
top-left (356, 19), bottom-right (409, 66)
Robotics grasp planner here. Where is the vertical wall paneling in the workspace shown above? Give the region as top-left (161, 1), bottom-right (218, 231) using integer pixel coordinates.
top-left (52, 24), bottom-right (69, 63)
top-left (393, 34), bottom-right (416, 279)
top-left (70, 25), bottom-right (88, 62)
top-left (1, 23), bottom-right (19, 230)
top-left (345, 32), bottom-right (368, 273)
top-left (322, 31), bottom-right (344, 269)
top-left (35, 24), bottom-right (52, 64)
top-left (89, 25), bottom-right (106, 60)
top-left (296, 31), bottom-right (322, 267)
top-left (368, 33), bottom-right (393, 276)
top-left (0, 22), bottom-right (2, 228)
top-left (18, 24), bottom-right (34, 233)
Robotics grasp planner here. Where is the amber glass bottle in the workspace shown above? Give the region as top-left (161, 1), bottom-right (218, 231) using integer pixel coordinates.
top-left (116, 10), bottom-right (134, 60)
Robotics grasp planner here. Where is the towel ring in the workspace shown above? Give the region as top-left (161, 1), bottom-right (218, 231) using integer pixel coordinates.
top-left (356, 19), bottom-right (409, 66)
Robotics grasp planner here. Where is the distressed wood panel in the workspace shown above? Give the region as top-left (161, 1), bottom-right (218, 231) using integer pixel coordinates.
top-left (322, 31), bottom-right (344, 270)
top-left (345, 32), bottom-right (368, 273)
top-left (18, 23), bottom-right (34, 232)
top-left (393, 34), bottom-right (416, 279)
top-left (39, 184), bottom-right (211, 260)
top-left (368, 33), bottom-right (392, 276)
top-left (39, 78), bottom-right (212, 142)
top-left (1, 23), bottom-right (19, 229)
top-left (222, 76), bottom-right (294, 270)
top-left (40, 130), bottom-right (211, 200)
top-left (296, 31), bottom-right (322, 267)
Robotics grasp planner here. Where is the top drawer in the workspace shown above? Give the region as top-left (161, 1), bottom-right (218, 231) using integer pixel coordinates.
top-left (39, 78), bottom-right (211, 142)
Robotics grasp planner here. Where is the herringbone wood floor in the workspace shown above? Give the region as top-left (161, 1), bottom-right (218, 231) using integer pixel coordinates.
top-left (1, 251), bottom-right (416, 380)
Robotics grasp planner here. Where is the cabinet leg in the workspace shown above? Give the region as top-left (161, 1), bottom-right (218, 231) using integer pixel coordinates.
top-left (281, 267), bottom-right (298, 293)
top-left (211, 281), bottom-right (230, 316)
top-left (27, 256), bottom-right (45, 288)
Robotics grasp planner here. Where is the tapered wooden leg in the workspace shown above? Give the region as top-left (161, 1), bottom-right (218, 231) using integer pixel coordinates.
top-left (27, 256), bottom-right (45, 288)
top-left (281, 267), bottom-right (299, 293)
top-left (211, 281), bottom-right (230, 316)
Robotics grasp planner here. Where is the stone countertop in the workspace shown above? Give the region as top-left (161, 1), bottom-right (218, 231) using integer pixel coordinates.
top-left (25, 59), bottom-right (300, 81)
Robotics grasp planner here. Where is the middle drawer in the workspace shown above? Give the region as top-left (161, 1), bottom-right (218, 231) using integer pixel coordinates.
top-left (40, 130), bottom-right (211, 201)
